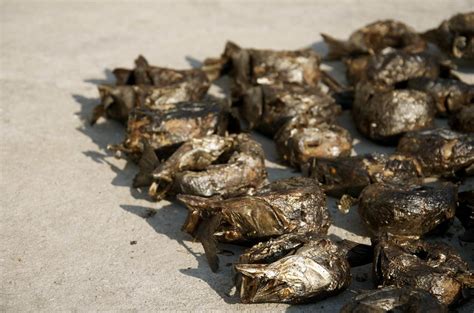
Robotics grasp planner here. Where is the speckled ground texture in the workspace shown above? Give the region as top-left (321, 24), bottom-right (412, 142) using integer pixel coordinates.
top-left (1, 1), bottom-right (473, 312)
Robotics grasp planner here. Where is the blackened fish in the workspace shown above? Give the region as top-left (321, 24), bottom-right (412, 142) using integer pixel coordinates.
top-left (148, 133), bottom-right (267, 201)
top-left (423, 12), bottom-right (474, 59)
top-left (179, 177), bottom-right (330, 271)
top-left (346, 50), bottom-right (454, 86)
top-left (110, 100), bottom-right (232, 162)
top-left (322, 20), bottom-right (427, 60)
top-left (373, 236), bottom-right (473, 306)
top-left (352, 82), bottom-right (435, 143)
top-left (240, 84), bottom-right (341, 136)
top-left (305, 153), bottom-right (423, 197)
top-left (358, 182), bottom-right (457, 238)
top-left (112, 55), bottom-right (211, 87)
top-left (235, 235), bottom-right (351, 304)
top-left (204, 41), bottom-right (322, 96)
top-left (275, 116), bottom-right (352, 169)
top-left (91, 84), bottom-right (209, 125)
top-left (397, 128), bottom-right (474, 177)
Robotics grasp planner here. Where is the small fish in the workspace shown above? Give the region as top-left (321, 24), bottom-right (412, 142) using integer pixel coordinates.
top-left (423, 12), bottom-right (474, 59)
top-left (353, 81), bottom-right (435, 143)
top-left (373, 236), bottom-right (473, 305)
top-left (204, 41), bottom-right (323, 94)
top-left (450, 105), bottom-right (474, 133)
top-left (341, 286), bottom-right (448, 313)
top-left (109, 100), bottom-right (233, 162)
top-left (358, 182), bottom-right (457, 238)
top-left (149, 134), bottom-right (267, 201)
top-left (322, 20), bottom-right (427, 60)
top-left (240, 84), bottom-right (341, 136)
top-left (305, 153), bottom-right (423, 197)
top-left (91, 83), bottom-right (209, 125)
top-left (112, 55), bottom-right (211, 87)
top-left (235, 235), bottom-right (351, 304)
top-left (407, 77), bottom-right (474, 116)
top-left (274, 116), bottom-right (352, 169)
top-left (397, 128), bottom-right (474, 177)
top-left (179, 177), bottom-right (330, 271)
top-left (346, 50), bottom-right (455, 86)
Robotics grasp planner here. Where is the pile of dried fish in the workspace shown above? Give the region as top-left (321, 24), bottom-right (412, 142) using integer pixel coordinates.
top-left (86, 11), bottom-right (473, 310)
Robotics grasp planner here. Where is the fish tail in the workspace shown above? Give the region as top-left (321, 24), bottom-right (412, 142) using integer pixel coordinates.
top-left (321, 33), bottom-right (351, 60)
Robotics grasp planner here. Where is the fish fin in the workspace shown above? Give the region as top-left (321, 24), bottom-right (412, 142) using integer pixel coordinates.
top-left (133, 144), bottom-right (159, 188)
top-left (196, 215), bottom-right (221, 272)
top-left (234, 264), bottom-right (267, 277)
top-left (135, 55), bottom-right (149, 68)
top-left (321, 33), bottom-right (351, 60)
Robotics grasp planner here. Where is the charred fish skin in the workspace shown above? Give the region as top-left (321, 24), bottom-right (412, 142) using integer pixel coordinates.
top-left (149, 133), bottom-right (267, 201)
top-left (306, 153), bottom-right (423, 197)
top-left (275, 116), bottom-right (352, 169)
top-left (180, 177), bottom-right (330, 243)
top-left (450, 105), bottom-right (474, 133)
top-left (397, 128), bottom-right (474, 177)
top-left (407, 77), bottom-right (474, 117)
top-left (423, 12), bottom-right (474, 59)
top-left (358, 182), bottom-right (457, 238)
top-left (240, 84), bottom-right (341, 136)
top-left (352, 81), bottom-right (435, 143)
top-left (235, 237), bottom-right (351, 304)
top-left (340, 286), bottom-right (448, 313)
top-left (92, 83), bottom-right (209, 125)
top-left (111, 100), bottom-right (231, 162)
top-left (373, 236), bottom-right (471, 306)
top-left (322, 20), bottom-right (427, 60)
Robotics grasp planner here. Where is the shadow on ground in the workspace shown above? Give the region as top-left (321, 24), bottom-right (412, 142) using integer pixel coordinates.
top-left (121, 201), bottom-right (242, 303)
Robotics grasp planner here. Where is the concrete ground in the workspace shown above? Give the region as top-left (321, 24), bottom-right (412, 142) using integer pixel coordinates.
top-left (1, 1), bottom-right (473, 311)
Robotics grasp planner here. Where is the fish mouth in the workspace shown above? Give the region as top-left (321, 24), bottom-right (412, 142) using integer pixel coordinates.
top-left (235, 264), bottom-right (294, 303)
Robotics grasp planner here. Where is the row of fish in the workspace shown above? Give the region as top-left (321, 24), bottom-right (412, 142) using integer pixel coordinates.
top-left (88, 12), bottom-right (474, 311)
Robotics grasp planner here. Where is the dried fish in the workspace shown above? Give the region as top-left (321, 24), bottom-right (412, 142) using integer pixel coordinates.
top-left (373, 236), bottom-right (473, 305)
top-left (112, 55), bottom-right (211, 88)
top-left (450, 105), bottom-right (474, 133)
top-left (457, 190), bottom-right (474, 242)
top-left (397, 128), bottom-right (474, 177)
top-left (179, 177), bottom-right (330, 271)
top-left (110, 100), bottom-right (233, 162)
top-left (322, 20), bottom-right (427, 60)
top-left (204, 41), bottom-right (322, 96)
top-left (240, 84), bottom-right (341, 136)
top-left (148, 133), bottom-right (266, 201)
top-left (340, 286), bottom-right (447, 313)
top-left (407, 77), bottom-right (474, 117)
top-left (352, 82), bottom-right (435, 143)
top-left (423, 12), bottom-right (474, 59)
top-left (306, 153), bottom-right (423, 197)
top-left (346, 50), bottom-right (454, 86)
top-left (358, 182), bottom-right (457, 238)
top-left (274, 116), bottom-right (352, 169)
top-left (235, 235), bottom-right (351, 304)
top-left (91, 84), bottom-right (210, 125)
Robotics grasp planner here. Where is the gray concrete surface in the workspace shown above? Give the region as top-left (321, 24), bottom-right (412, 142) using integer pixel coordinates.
top-left (1, 1), bottom-right (473, 311)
